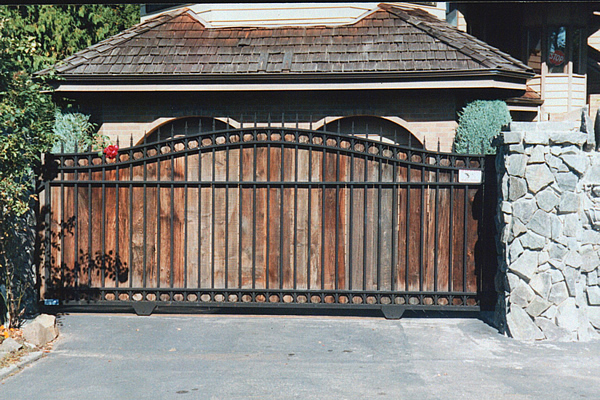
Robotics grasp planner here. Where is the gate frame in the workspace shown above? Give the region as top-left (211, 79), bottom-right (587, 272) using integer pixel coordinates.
top-left (38, 119), bottom-right (497, 317)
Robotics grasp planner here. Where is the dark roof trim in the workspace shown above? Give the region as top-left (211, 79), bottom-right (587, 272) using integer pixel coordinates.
top-left (53, 69), bottom-right (534, 84)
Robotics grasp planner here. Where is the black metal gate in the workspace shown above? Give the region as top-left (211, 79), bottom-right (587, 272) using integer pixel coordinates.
top-left (40, 118), bottom-right (496, 317)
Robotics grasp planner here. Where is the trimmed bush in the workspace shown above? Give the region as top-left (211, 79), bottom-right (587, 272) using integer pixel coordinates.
top-left (453, 100), bottom-right (511, 154)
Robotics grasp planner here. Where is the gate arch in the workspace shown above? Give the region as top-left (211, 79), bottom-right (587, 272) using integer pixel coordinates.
top-left (322, 115), bottom-right (423, 147)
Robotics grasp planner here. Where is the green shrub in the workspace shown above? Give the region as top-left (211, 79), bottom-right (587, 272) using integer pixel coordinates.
top-left (51, 109), bottom-right (109, 154)
top-left (453, 100), bottom-right (511, 154)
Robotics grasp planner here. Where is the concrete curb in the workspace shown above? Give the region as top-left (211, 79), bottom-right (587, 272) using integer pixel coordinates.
top-left (0, 351), bottom-right (45, 381)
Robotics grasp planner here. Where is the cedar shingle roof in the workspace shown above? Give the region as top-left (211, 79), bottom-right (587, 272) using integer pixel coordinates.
top-left (43, 3), bottom-right (532, 78)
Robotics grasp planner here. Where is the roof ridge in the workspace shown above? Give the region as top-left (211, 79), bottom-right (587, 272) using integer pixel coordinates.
top-left (37, 8), bottom-right (197, 76)
top-left (379, 3), bottom-right (531, 72)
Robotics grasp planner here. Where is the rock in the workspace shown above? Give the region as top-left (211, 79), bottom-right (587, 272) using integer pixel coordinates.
top-left (580, 249), bottom-right (600, 273)
top-left (511, 281), bottom-right (536, 307)
top-left (539, 251), bottom-right (550, 265)
top-left (509, 251), bottom-right (538, 281)
top-left (22, 314), bottom-right (59, 347)
top-left (528, 210), bottom-right (552, 238)
top-left (508, 177), bottom-right (527, 201)
top-left (528, 145), bottom-right (546, 164)
top-left (509, 143), bottom-right (525, 153)
top-left (507, 272), bottom-right (522, 291)
top-left (519, 231), bottom-right (545, 250)
top-left (588, 272), bottom-right (598, 286)
top-left (581, 106), bottom-right (596, 151)
top-left (526, 164), bottom-right (555, 194)
top-left (524, 132), bottom-right (549, 145)
top-left (562, 214), bottom-right (580, 237)
top-left (549, 132), bottom-right (587, 146)
top-left (581, 230), bottom-right (600, 247)
top-left (508, 238), bottom-right (524, 264)
top-left (0, 337), bottom-right (23, 353)
top-left (549, 243), bottom-right (567, 260)
top-left (526, 296), bottom-right (552, 317)
top-left (563, 268), bottom-right (577, 297)
top-left (542, 305), bottom-right (558, 320)
top-left (502, 131), bottom-right (523, 145)
top-left (546, 154), bottom-right (566, 171)
top-left (561, 154), bottom-right (588, 175)
top-left (511, 219), bottom-right (528, 239)
top-left (512, 198), bottom-right (537, 224)
top-left (506, 154), bottom-right (528, 177)
top-left (556, 172), bottom-right (578, 192)
top-left (529, 272), bottom-right (552, 299)
top-left (550, 214), bottom-right (563, 240)
top-left (548, 281), bottom-right (569, 305)
top-left (556, 298), bottom-right (579, 331)
top-left (534, 317), bottom-right (571, 341)
top-left (550, 269), bottom-right (564, 284)
top-left (557, 192), bottom-right (580, 214)
top-left (575, 279), bottom-right (587, 307)
top-left (564, 250), bottom-right (583, 269)
top-left (585, 165), bottom-right (600, 184)
top-left (577, 308), bottom-right (592, 342)
top-left (501, 201), bottom-right (512, 214)
top-left (507, 305), bottom-right (545, 340)
top-left (587, 286), bottom-right (600, 305)
top-left (536, 189), bottom-right (560, 212)
top-left (588, 307), bottom-right (600, 329)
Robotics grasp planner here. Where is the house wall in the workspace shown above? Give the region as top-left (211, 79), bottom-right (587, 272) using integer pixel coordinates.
top-left (72, 89), bottom-right (459, 151)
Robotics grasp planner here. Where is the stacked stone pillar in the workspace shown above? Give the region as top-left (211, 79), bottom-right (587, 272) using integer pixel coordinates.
top-left (496, 121), bottom-right (600, 341)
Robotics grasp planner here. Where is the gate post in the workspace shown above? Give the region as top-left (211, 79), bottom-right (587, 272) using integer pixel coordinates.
top-left (495, 119), bottom-right (600, 341)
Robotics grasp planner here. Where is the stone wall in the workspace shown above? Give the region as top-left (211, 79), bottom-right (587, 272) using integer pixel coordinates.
top-left (496, 120), bottom-right (600, 341)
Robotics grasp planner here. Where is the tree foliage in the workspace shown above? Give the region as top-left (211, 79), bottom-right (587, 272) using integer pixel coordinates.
top-left (1, 5), bottom-right (139, 71)
top-left (453, 100), bottom-right (512, 155)
top-left (0, 5), bottom-right (139, 326)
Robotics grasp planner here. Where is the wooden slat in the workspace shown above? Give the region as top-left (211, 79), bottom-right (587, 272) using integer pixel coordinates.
top-left (395, 163), bottom-right (408, 291)
top-left (254, 146), bottom-right (268, 289)
top-left (466, 187), bottom-right (479, 293)
top-left (379, 159), bottom-right (393, 291)
top-left (281, 145), bottom-right (296, 289)
top-left (185, 153), bottom-right (199, 288)
top-left (157, 152), bottom-right (173, 288)
top-left (436, 171), bottom-right (451, 292)
top-left (103, 168), bottom-right (117, 288)
top-left (200, 150), bottom-right (213, 288)
top-left (240, 146), bottom-right (254, 288)
top-left (144, 161), bottom-right (158, 289)
top-left (351, 156), bottom-right (365, 290)
top-left (309, 148), bottom-right (322, 289)
top-left (226, 147), bottom-right (240, 289)
top-left (267, 146), bottom-right (281, 289)
top-left (452, 187), bottom-right (466, 293)
top-left (323, 150), bottom-right (337, 290)
top-left (131, 163), bottom-right (146, 287)
top-left (76, 184), bottom-right (89, 290)
top-left (295, 146), bottom-right (310, 290)
top-left (117, 169), bottom-right (130, 288)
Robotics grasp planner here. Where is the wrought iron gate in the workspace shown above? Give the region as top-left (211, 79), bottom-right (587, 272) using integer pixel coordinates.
top-left (40, 120), bottom-right (495, 317)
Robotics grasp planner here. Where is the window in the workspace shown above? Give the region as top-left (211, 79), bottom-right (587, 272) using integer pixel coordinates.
top-left (547, 26), bottom-right (567, 73)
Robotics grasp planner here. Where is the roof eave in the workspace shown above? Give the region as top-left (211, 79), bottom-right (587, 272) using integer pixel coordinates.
top-left (52, 69), bottom-right (534, 85)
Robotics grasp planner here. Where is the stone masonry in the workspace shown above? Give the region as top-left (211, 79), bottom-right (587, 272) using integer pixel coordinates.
top-left (496, 120), bottom-right (600, 341)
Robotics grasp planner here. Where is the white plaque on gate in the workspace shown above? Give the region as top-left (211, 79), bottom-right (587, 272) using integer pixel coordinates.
top-left (458, 169), bottom-right (482, 183)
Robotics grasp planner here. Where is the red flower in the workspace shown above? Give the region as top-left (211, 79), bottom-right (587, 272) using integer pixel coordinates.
top-left (103, 145), bottom-right (119, 160)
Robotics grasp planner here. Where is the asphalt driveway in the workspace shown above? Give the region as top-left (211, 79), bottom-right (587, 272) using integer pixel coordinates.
top-left (1, 312), bottom-right (599, 399)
